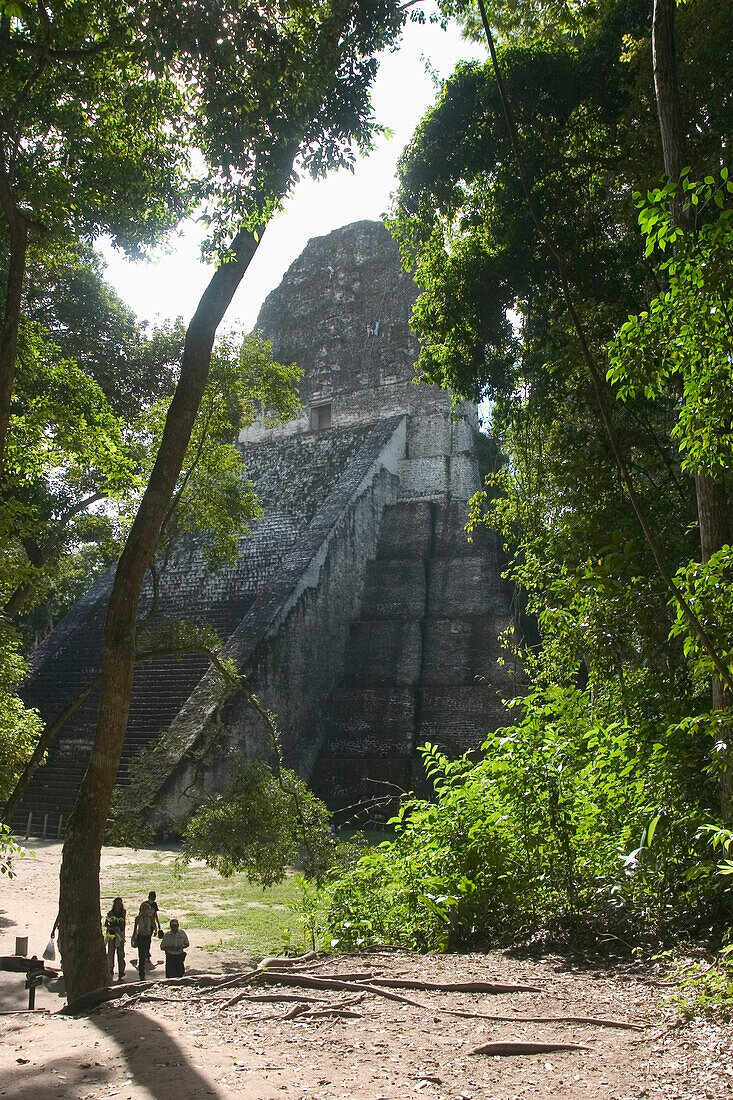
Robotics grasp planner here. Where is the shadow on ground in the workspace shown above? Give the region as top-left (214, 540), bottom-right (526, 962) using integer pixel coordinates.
top-left (6, 999), bottom-right (222, 1099)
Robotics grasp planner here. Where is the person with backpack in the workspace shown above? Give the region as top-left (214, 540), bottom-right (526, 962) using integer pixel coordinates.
top-left (103, 897), bottom-right (126, 981)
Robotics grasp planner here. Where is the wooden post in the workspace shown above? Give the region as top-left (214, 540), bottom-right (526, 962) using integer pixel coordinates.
top-left (57, 814), bottom-right (63, 839)
top-left (25, 812), bottom-right (32, 839)
top-left (43, 813), bottom-right (49, 839)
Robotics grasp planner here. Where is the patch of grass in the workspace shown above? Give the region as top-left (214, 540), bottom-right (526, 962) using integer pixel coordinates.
top-left (100, 847), bottom-right (304, 959)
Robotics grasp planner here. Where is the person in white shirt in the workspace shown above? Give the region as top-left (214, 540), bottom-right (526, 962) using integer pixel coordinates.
top-left (159, 919), bottom-right (189, 978)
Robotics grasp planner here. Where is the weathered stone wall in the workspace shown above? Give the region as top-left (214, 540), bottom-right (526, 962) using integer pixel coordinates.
top-left (310, 498), bottom-right (518, 816)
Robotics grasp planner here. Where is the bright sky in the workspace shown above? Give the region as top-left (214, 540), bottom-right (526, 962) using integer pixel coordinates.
top-left (100, 15), bottom-right (486, 333)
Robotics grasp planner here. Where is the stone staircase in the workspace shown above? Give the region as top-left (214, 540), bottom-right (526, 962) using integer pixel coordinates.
top-left (9, 526), bottom-right (298, 838)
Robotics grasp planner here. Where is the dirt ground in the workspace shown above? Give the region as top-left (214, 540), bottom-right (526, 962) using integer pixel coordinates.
top-left (1, 842), bottom-right (732, 1100)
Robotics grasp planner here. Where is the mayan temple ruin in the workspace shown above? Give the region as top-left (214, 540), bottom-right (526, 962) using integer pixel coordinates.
top-left (13, 220), bottom-right (518, 837)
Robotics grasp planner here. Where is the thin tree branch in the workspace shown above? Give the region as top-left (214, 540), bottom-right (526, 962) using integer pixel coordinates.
top-left (3, 35), bottom-right (137, 61)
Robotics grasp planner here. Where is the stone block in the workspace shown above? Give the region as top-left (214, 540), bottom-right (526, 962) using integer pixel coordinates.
top-left (432, 501), bottom-right (502, 558)
top-left (407, 414), bottom-right (451, 458)
top-left (417, 686), bottom-right (510, 757)
top-left (448, 453), bottom-right (481, 499)
top-left (311, 755), bottom-right (411, 813)
top-left (361, 559), bottom-right (426, 620)
top-left (421, 619), bottom-right (506, 686)
top-left (450, 416), bottom-right (478, 453)
top-left (427, 557), bottom-right (513, 619)
top-left (345, 621), bottom-right (422, 685)
top-left (325, 687), bottom-right (416, 755)
top-left (398, 456), bottom-right (449, 500)
top-left (376, 503), bottom-right (433, 560)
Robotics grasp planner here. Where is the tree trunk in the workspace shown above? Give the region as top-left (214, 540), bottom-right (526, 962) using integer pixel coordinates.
top-left (695, 473), bottom-right (731, 564)
top-left (652, 0), bottom-right (685, 187)
top-left (0, 164), bottom-right (28, 481)
top-left (697, 473), bottom-right (733, 821)
top-left (58, 227), bottom-right (261, 1002)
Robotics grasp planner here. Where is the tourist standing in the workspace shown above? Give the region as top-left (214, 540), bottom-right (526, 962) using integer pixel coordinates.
top-left (159, 919), bottom-right (189, 978)
top-left (131, 900), bottom-right (154, 979)
top-left (104, 898), bottom-right (126, 981)
top-left (147, 890), bottom-right (162, 936)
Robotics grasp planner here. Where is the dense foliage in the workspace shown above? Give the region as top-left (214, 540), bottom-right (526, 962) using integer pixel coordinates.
top-left (324, 0), bottom-right (733, 955)
top-left (181, 759), bottom-right (334, 886)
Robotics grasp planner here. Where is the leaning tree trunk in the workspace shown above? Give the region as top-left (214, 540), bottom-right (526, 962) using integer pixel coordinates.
top-left (0, 164), bottom-right (27, 481)
top-left (58, 227), bottom-right (261, 1002)
top-left (653, 0), bottom-right (733, 819)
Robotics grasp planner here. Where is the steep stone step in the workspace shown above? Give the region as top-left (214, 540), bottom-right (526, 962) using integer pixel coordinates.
top-left (360, 560), bottom-right (426, 620)
top-left (375, 502), bottom-right (433, 560)
top-left (310, 754), bottom-right (411, 821)
top-left (421, 619), bottom-right (512, 686)
top-left (417, 686), bottom-right (513, 757)
top-left (324, 687), bottom-right (416, 756)
top-left (427, 557), bottom-right (513, 619)
top-left (344, 621), bottom-right (422, 686)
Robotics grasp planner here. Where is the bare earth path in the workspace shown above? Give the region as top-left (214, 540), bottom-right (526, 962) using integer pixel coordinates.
top-left (1, 843), bottom-right (731, 1100)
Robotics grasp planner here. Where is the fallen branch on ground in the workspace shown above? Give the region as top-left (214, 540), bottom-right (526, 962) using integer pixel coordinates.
top-left (62, 973), bottom-right (226, 1014)
top-left (0, 1008), bottom-right (50, 1016)
top-left (471, 1041), bottom-right (590, 1056)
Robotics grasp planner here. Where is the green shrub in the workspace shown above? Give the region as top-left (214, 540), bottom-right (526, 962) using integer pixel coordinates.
top-left (324, 685), bottom-right (730, 952)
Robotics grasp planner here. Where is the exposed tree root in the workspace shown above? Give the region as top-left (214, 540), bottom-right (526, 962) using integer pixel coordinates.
top-left (303, 1008), bottom-right (364, 1019)
top-left (360, 977), bottom-right (543, 995)
top-left (246, 970), bottom-right (435, 1009)
top-left (224, 990), bottom-right (319, 1009)
top-left (238, 971), bottom-right (641, 1031)
top-left (466, 1014), bottom-right (644, 1031)
top-left (62, 973), bottom-right (225, 1014)
top-left (190, 968), bottom-right (266, 996)
top-left (259, 951), bottom-right (318, 969)
top-left (299, 973), bottom-right (538, 994)
top-left (471, 1041), bottom-right (590, 1056)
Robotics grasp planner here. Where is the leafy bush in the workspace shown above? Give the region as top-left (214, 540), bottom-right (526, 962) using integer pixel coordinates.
top-left (180, 759), bottom-right (333, 886)
top-left (667, 954), bottom-right (733, 1022)
top-left (0, 823), bottom-right (32, 878)
top-left (324, 686), bottom-right (730, 953)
